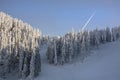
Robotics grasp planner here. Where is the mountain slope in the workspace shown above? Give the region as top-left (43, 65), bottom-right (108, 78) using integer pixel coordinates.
top-left (36, 39), bottom-right (120, 80)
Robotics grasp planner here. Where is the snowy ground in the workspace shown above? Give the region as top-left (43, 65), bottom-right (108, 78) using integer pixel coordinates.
top-left (35, 40), bottom-right (120, 80)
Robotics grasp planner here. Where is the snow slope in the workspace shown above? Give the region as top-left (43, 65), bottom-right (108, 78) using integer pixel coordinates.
top-left (36, 39), bottom-right (120, 80)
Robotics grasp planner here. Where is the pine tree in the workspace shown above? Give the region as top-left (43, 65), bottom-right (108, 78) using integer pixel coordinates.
top-left (77, 32), bottom-right (82, 55)
top-left (69, 39), bottom-right (73, 62)
top-left (0, 12), bottom-right (41, 79)
top-left (106, 27), bottom-right (112, 42)
top-left (61, 37), bottom-right (66, 65)
top-left (53, 39), bottom-right (57, 65)
top-left (94, 29), bottom-right (100, 48)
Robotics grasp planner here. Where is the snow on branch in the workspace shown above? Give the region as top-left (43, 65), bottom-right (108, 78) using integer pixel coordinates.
top-left (46, 26), bottom-right (120, 65)
top-left (0, 12), bottom-right (41, 79)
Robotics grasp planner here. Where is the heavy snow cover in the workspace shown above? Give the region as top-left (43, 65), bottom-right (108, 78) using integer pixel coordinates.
top-left (0, 12), bottom-right (41, 80)
top-left (35, 39), bottom-right (120, 80)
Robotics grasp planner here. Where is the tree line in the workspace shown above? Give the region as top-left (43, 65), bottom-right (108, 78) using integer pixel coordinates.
top-left (46, 26), bottom-right (120, 65)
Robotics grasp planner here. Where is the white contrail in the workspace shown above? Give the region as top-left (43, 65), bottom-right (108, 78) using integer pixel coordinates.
top-left (82, 11), bottom-right (96, 31)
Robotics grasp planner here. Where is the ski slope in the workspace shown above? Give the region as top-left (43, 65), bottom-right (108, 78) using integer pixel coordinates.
top-left (36, 39), bottom-right (120, 80)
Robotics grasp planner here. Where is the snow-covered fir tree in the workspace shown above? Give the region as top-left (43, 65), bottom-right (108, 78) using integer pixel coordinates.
top-left (60, 37), bottom-right (66, 64)
top-left (46, 26), bottom-right (120, 65)
top-left (0, 12), bottom-right (41, 79)
top-left (106, 27), bottom-right (112, 42)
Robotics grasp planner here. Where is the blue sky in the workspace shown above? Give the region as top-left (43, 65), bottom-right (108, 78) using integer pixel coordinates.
top-left (0, 0), bottom-right (120, 36)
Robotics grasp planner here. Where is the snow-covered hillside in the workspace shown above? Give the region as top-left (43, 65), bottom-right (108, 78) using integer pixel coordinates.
top-left (0, 12), bottom-right (120, 80)
top-left (36, 39), bottom-right (120, 80)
